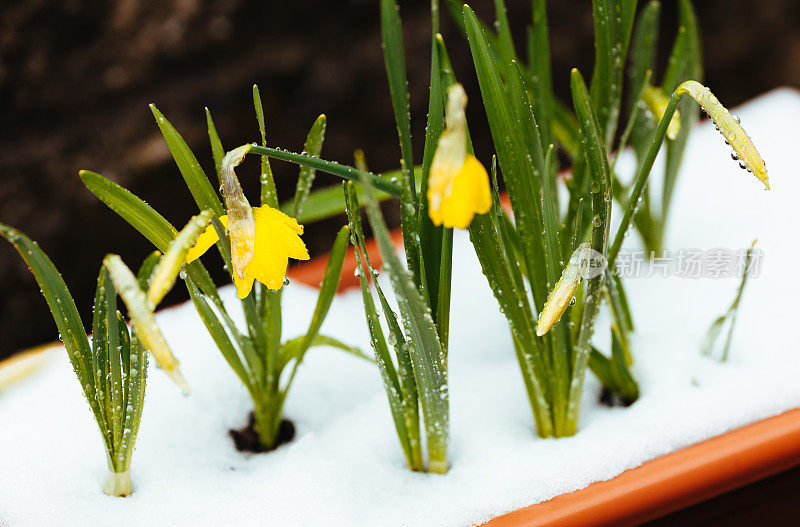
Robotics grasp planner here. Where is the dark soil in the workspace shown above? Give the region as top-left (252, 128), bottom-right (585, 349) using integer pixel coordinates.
top-left (599, 386), bottom-right (636, 408)
top-left (229, 411), bottom-right (296, 454)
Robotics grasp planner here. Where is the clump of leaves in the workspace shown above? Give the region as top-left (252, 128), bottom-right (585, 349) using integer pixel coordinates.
top-left (81, 87), bottom-right (367, 450)
top-left (0, 212), bottom-right (210, 496)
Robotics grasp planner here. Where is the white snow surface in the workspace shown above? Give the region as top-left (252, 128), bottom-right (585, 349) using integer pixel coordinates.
top-left (1, 89), bottom-right (799, 526)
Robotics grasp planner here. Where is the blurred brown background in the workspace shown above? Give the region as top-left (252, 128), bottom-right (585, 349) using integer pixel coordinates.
top-left (1, 0), bottom-right (798, 360)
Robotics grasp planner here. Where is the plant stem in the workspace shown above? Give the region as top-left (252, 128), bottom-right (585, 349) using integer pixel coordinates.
top-left (103, 469), bottom-right (132, 497)
top-left (253, 392), bottom-right (284, 449)
top-left (247, 144), bottom-right (403, 197)
top-left (608, 93), bottom-right (682, 268)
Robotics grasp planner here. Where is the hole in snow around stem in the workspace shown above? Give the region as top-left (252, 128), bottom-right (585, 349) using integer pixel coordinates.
top-left (229, 411), bottom-right (296, 453)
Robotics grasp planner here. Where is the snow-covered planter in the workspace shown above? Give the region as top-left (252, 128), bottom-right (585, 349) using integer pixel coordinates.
top-left (0, 89), bottom-right (797, 526)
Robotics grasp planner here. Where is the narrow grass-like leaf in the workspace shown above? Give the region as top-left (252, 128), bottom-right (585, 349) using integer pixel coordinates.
top-left (106, 296), bottom-right (123, 454)
top-left (661, 0), bottom-right (702, 229)
top-left (702, 241), bottom-right (757, 361)
top-left (252, 85), bottom-right (279, 208)
top-left (627, 1), bottom-right (661, 114)
top-left (345, 181), bottom-right (423, 468)
top-left (120, 331), bottom-right (147, 471)
top-left (136, 251), bottom-right (162, 292)
top-left (91, 267), bottom-right (114, 454)
top-left (464, 5), bottom-right (548, 311)
top-left (185, 277), bottom-right (253, 392)
top-left (589, 0), bottom-right (637, 147)
top-left (279, 165), bottom-right (417, 224)
top-left (360, 177), bottom-right (448, 472)
top-left (146, 210), bottom-right (213, 307)
top-left (343, 182), bottom-right (418, 469)
top-left (283, 225), bottom-right (350, 389)
top-left (149, 105), bottom-right (224, 217)
top-left (608, 90), bottom-right (682, 267)
top-left (79, 170), bottom-right (221, 304)
top-left (278, 334), bottom-right (372, 371)
top-left (380, 0), bottom-right (416, 204)
top-left (205, 108), bottom-right (225, 185)
top-left (493, 0), bottom-right (517, 66)
top-left (528, 0), bottom-right (555, 149)
top-left (568, 69), bottom-right (613, 433)
top-left (380, 0), bottom-right (424, 292)
top-left (418, 30), bottom-right (446, 327)
top-left (0, 224), bottom-right (94, 398)
top-left (104, 254), bottom-right (188, 393)
top-left (248, 145), bottom-right (402, 197)
top-left (290, 115), bottom-right (327, 219)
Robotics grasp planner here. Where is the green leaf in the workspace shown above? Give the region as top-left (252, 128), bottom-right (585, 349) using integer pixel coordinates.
top-left (290, 115), bottom-right (327, 219)
top-left (464, 5), bottom-right (549, 312)
top-left (253, 84), bottom-right (279, 208)
top-left (248, 145), bottom-right (402, 197)
top-left (528, 0), bottom-right (555, 149)
top-left (380, 0), bottom-right (415, 204)
top-left (146, 210), bottom-right (213, 307)
top-left (121, 328), bottom-right (147, 469)
top-left (627, 1), bottom-right (661, 114)
top-left (567, 68), bottom-right (613, 433)
top-left (493, 0), bottom-right (517, 66)
top-left (361, 177), bottom-right (449, 471)
top-left (149, 105), bottom-right (224, 217)
top-left (91, 267), bottom-right (114, 453)
top-left (380, 0), bottom-right (424, 292)
top-left (343, 182), bottom-right (419, 469)
top-left (79, 170), bottom-right (221, 305)
top-left (418, 28), bottom-right (447, 338)
top-left (205, 107), bottom-right (225, 185)
top-left (0, 224), bottom-right (94, 399)
top-left (185, 277), bottom-right (254, 392)
top-left (278, 334), bottom-right (373, 372)
top-left (137, 251), bottom-right (162, 292)
top-left (589, 0), bottom-right (637, 147)
top-left (662, 0), bottom-right (702, 227)
top-left (104, 254), bottom-right (188, 393)
top-left (608, 89), bottom-right (682, 267)
top-left (282, 225), bottom-right (350, 390)
top-left (105, 283), bottom-right (123, 452)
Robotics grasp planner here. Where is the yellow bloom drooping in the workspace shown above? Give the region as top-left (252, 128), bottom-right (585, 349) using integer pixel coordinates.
top-left (185, 206), bottom-right (310, 298)
top-left (642, 85), bottom-right (681, 141)
top-left (219, 145), bottom-right (257, 280)
top-left (676, 80), bottom-right (769, 190)
top-left (428, 83), bottom-right (491, 229)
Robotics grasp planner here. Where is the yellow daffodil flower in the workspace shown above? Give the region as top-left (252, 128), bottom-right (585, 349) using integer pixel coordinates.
top-left (428, 84), bottom-right (491, 229)
top-left (186, 205), bottom-right (309, 298)
top-left (187, 144), bottom-right (309, 298)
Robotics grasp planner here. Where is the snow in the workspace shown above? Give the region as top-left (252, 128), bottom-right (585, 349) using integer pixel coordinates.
top-left (1, 88), bottom-right (799, 526)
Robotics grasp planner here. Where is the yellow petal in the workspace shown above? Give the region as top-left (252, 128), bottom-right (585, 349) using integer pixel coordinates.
top-left (233, 267), bottom-right (256, 299)
top-left (254, 207), bottom-right (309, 260)
top-left (185, 215), bottom-right (228, 263)
top-left (232, 206), bottom-right (311, 293)
top-left (252, 245), bottom-right (290, 291)
top-left (428, 155), bottom-right (491, 229)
